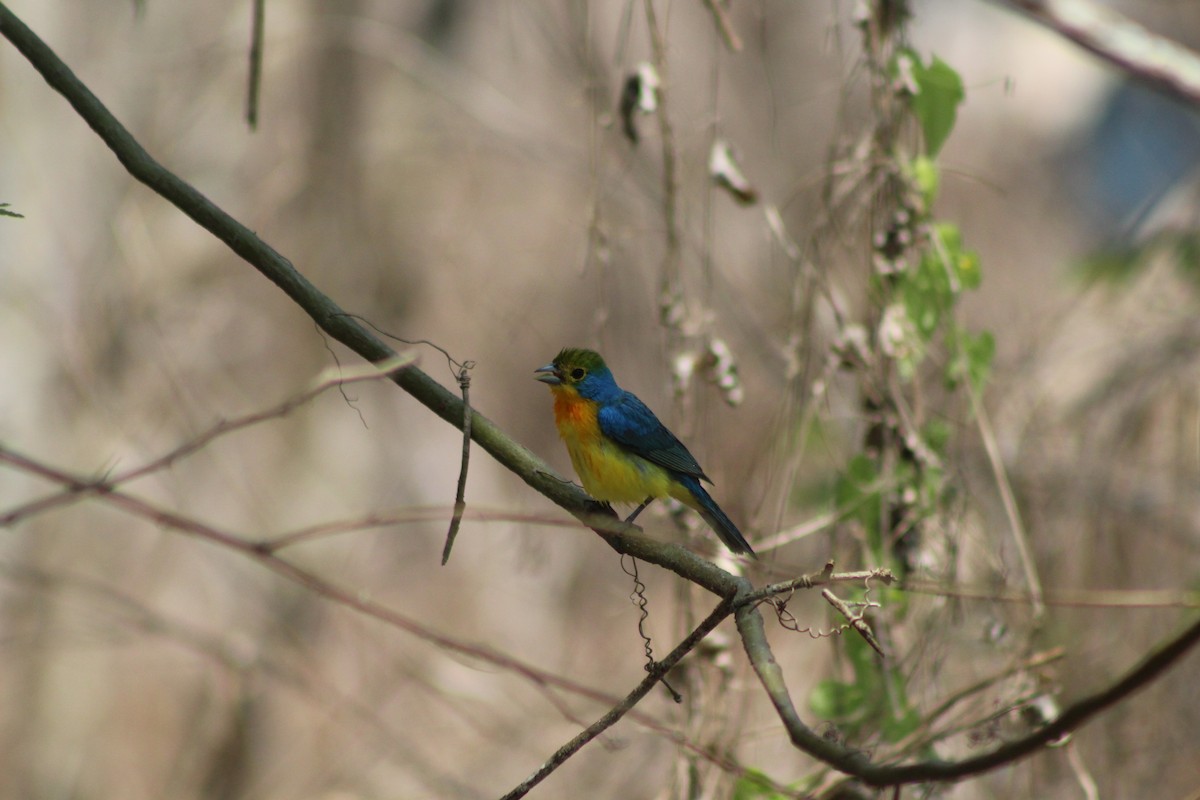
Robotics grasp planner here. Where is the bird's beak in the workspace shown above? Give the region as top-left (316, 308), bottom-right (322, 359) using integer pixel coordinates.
top-left (534, 363), bottom-right (561, 385)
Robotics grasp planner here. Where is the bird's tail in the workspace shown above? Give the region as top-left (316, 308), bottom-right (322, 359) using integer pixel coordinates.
top-left (673, 475), bottom-right (756, 557)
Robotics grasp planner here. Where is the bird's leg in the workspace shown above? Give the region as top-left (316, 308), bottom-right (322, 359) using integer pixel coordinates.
top-left (625, 497), bottom-right (655, 525)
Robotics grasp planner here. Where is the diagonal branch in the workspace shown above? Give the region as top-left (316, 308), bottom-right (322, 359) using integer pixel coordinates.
top-left (997, 0), bottom-right (1200, 106)
top-left (0, 357), bottom-right (413, 527)
top-left (500, 597), bottom-right (735, 800)
top-left (737, 595), bottom-right (1200, 786)
top-left (0, 2), bottom-right (737, 600)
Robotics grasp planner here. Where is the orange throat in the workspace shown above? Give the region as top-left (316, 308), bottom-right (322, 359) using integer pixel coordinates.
top-left (550, 386), bottom-right (600, 440)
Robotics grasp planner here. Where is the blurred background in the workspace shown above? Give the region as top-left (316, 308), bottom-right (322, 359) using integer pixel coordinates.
top-left (2, 1), bottom-right (1200, 798)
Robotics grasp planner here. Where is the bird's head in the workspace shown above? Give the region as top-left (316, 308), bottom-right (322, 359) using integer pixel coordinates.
top-left (534, 348), bottom-right (617, 400)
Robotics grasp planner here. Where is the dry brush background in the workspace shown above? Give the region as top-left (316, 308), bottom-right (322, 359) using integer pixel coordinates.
top-left (2, 1), bottom-right (1200, 798)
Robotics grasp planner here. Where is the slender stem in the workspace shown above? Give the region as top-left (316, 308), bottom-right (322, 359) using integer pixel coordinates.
top-left (500, 597), bottom-right (734, 800)
top-left (1000, 0), bottom-right (1200, 106)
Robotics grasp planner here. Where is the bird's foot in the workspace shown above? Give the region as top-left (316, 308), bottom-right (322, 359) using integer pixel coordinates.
top-left (624, 497), bottom-right (655, 525)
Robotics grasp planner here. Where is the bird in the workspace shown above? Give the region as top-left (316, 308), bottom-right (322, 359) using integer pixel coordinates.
top-left (535, 347), bottom-right (755, 557)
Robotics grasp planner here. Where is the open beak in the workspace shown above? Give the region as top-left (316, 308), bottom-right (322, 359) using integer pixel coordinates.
top-left (534, 363), bottom-right (561, 385)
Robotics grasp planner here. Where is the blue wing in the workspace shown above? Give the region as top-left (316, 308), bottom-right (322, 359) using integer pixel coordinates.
top-left (597, 391), bottom-right (710, 481)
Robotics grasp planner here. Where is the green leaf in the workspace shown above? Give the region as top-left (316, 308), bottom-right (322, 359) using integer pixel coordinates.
top-left (908, 155), bottom-right (940, 209)
top-left (954, 247), bottom-right (982, 290)
top-left (880, 691), bottom-right (922, 742)
top-left (923, 418), bottom-right (952, 455)
top-left (1075, 246), bottom-right (1142, 284)
top-left (896, 222), bottom-right (981, 350)
top-left (732, 770), bottom-right (789, 800)
top-left (1173, 234), bottom-right (1200, 282)
top-left (947, 328), bottom-right (995, 393)
top-left (836, 454), bottom-right (879, 503)
top-left (836, 455), bottom-right (883, 553)
top-left (902, 51), bottom-right (965, 157)
top-left (810, 678), bottom-right (865, 720)
top-left (0, 202), bottom-right (24, 219)
top-left (1076, 232), bottom-right (1200, 290)
top-left (903, 248), bottom-right (953, 340)
top-left (935, 222), bottom-right (981, 290)
top-left (811, 630), bottom-right (920, 743)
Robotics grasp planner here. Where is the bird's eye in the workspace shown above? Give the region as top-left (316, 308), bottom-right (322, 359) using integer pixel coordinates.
top-left (570, 368), bottom-right (586, 380)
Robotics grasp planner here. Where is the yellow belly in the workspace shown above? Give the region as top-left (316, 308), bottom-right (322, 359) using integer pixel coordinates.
top-left (566, 435), bottom-right (674, 504)
top-left (552, 387), bottom-right (675, 504)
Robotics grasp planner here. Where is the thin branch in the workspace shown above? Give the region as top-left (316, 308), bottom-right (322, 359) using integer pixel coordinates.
top-left (1065, 740), bottom-right (1099, 800)
top-left (700, 0), bottom-right (742, 53)
top-left (262, 506), bottom-right (586, 552)
top-left (921, 648), bottom-right (1066, 731)
top-left (643, 0), bottom-right (684, 325)
top-left (970, 385), bottom-right (1045, 620)
top-left (876, 648), bottom-right (1068, 768)
top-left (499, 597), bottom-right (734, 800)
top-left (904, 580), bottom-right (1200, 610)
top-left (738, 593), bottom-right (1200, 786)
top-left (0, 356), bottom-right (413, 527)
top-left (738, 564), bottom-right (897, 606)
top-left (245, 0), bottom-right (265, 128)
top-left (117, 356), bottom-right (414, 485)
top-left (441, 361), bottom-right (474, 564)
top-left (0, 481), bottom-right (99, 527)
top-left (736, 604), bottom-right (877, 773)
top-left (821, 587), bottom-right (884, 658)
top-left (997, 0), bottom-right (1200, 106)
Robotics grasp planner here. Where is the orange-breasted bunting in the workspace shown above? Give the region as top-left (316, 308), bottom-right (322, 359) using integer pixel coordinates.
top-left (535, 348), bottom-right (755, 557)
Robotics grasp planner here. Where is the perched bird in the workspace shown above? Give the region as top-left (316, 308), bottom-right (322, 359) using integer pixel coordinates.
top-left (535, 348), bottom-right (755, 557)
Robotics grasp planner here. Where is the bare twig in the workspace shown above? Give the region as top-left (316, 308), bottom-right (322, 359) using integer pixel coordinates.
top-left (700, 0), bottom-right (742, 52)
top-left (921, 648), bottom-right (1066, 730)
top-left (264, 506), bottom-right (586, 552)
top-left (739, 592), bottom-right (1200, 786)
top-left (122, 356), bottom-right (414, 485)
top-left (441, 361), bottom-right (474, 564)
top-left (821, 588), bottom-right (884, 657)
top-left (0, 357), bottom-right (413, 527)
top-left (1065, 740), bottom-right (1099, 800)
top-left (969, 385), bottom-right (1045, 620)
top-left (904, 579), bottom-right (1200, 610)
top-left (245, 0), bottom-right (265, 128)
top-left (998, 0), bottom-right (1200, 106)
top-left (499, 597), bottom-right (734, 800)
top-left (739, 563), bottom-right (897, 606)
top-left (642, 0), bottom-right (684, 326)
